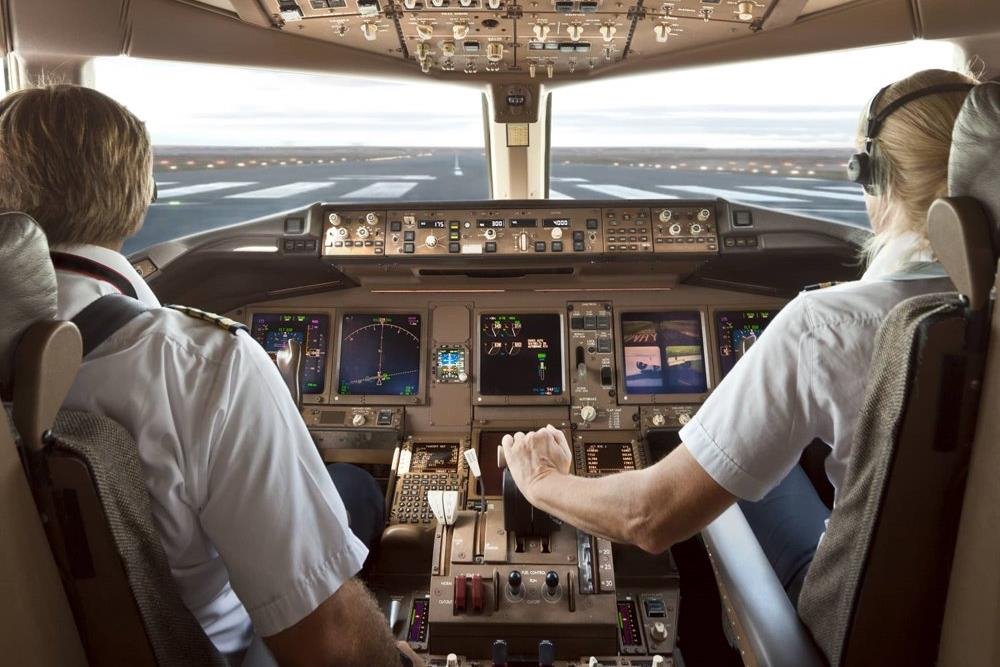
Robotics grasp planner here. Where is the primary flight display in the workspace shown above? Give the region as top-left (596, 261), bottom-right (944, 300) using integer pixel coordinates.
top-left (250, 313), bottom-right (330, 394)
top-left (337, 313), bottom-right (422, 396)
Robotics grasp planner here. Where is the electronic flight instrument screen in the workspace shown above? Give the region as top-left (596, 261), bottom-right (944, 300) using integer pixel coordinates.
top-left (479, 313), bottom-right (564, 396)
top-left (337, 313), bottom-right (422, 396)
top-left (620, 311), bottom-right (708, 395)
top-left (250, 313), bottom-right (329, 394)
top-left (716, 310), bottom-right (779, 378)
top-left (584, 443), bottom-right (638, 476)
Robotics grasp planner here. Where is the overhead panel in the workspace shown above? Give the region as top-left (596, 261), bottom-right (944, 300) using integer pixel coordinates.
top-left (246, 0), bottom-right (832, 80)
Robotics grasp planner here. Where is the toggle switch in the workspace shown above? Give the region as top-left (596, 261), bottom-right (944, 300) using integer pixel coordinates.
top-left (361, 21), bottom-right (378, 41)
top-left (545, 570), bottom-right (560, 594)
top-left (599, 23), bottom-right (616, 42)
top-left (492, 640), bottom-right (508, 667)
top-left (533, 22), bottom-right (550, 42)
top-left (453, 22), bottom-right (469, 40)
top-left (566, 23), bottom-right (583, 41)
top-left (508, 570), bottom-right (523, 595)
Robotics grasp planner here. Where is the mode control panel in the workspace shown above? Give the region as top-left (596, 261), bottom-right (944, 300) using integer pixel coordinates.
top-left (602, 207), bottom-right (653, 253)
top-left (653, 206), bottom-right (718, 253)
top-left (382, 207), bottom-right (604, 256)
top-left (322, 209), bottom-right (386, 255)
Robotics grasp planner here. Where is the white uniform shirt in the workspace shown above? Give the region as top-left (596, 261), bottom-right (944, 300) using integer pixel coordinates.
top-left (680, 233), bottom-right (953, 502)
top-left (54, 244), bottom-right (368, 653)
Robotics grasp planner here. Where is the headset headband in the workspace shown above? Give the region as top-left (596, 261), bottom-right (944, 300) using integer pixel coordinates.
top-left (863, 82), bottom-right (977, 148)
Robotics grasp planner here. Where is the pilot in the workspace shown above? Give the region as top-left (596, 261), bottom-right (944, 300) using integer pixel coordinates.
top-left (0, 85), bottom-right (420, 665)
top-left (502, 68), bottom-right (978, 605)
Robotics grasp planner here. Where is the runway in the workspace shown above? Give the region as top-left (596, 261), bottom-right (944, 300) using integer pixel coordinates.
top-left (128, 152), bottom-right (868, 253)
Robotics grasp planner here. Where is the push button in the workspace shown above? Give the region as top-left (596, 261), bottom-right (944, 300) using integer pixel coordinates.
top-left (586, 219), bottom-right (599, 229)
top-left (551, 241), bottom-right (563, 252)
top-left (535, 241), bottom-right (546, 252)
top-left (449, 242), bottom-right (461, 253)
top-left (485, 241), bottom-right (497, 253)
top-left (390, 221), bottom-right (402, 232)
top-left (403, 242), bottom-right (415, 253)
top-left (404, 231), bottom-right (415, 241)
top-left (573, 241), bottom-right (585, 251)
top-left (597, 337), bottom-right (611, 353)
top-left (571, 316), bottom-right (585, 330)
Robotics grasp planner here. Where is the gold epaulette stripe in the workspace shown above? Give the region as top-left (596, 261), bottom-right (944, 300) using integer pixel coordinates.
top-left (163, 304), bottom-right (249, 335)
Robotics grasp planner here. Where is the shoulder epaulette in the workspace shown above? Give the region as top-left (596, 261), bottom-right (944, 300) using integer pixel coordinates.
top-left (163, 304), bottom-right (249, 335)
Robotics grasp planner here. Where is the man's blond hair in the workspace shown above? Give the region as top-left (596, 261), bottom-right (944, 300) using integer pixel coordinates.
top-left (0, 84), bottom-right (153, 247)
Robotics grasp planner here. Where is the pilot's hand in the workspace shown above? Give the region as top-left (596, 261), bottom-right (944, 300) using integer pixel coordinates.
top-left (397, 640), bottom-right (426, 666)
top-left (501, 424), bottom-right (573, 505)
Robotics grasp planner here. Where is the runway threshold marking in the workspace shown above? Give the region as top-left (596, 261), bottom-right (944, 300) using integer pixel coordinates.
top-left (576, 184), bottom-right (677, 199)
top-left (659, 185), bottom-right (805, 203)
top-left (157, 182), bottom-right (257, 198)
top-left (341, 182), bottom-right (419, 198)
top-left (547, 189), bottom-right (574, 199)
top-left (226, 182), bottom-right (334, 199)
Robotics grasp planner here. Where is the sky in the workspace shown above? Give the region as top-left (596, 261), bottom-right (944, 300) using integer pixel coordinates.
top-left (94, 39), bottom-right (960, 148)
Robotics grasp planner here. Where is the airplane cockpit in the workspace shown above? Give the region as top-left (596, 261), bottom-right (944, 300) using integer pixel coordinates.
top-left (2, 1), bottom-right (1000, 666)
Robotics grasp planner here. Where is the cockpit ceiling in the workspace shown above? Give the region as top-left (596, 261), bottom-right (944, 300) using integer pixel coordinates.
top-left (226, 0), bottom-right (852, 80)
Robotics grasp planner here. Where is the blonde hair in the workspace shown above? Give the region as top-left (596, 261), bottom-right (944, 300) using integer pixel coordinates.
top-left (863, 68), bottom-right (979, 261)
top-left (0, 84), bottom-right (153, 247)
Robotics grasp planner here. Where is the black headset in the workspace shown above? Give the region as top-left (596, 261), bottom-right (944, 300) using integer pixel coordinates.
top-left (847, 82), bottom-right (976, 196)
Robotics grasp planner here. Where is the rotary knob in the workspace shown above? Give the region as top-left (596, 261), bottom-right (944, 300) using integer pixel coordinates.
top-left (551, 227), bottom-right (563, 240)
top-left (425, 235), bottom-right (437, 247)
top-left (678, 413), bottom-right (692, 426)
top-left (651, 413), bottom-right (666, 427)
top-left (650, 622), bottom-right (669, 642)
top-left (365, 211), bottom-right (379, 225)
top-left (328, 212), bottom-right (342, 226)
top-left (356, 226), bottom-right (370, 239)
top-left (668, 223), bottom-right (682, 236)
top-left (658, 209), bottom-right (673, 223)
top-left (336, 227), bottom-right (349, 239)
top-left (446, 654), bottom-right (458, 667)
top-left (690, 223), bottom-right (703, 235)
top-left (484, 228), bottom-right (497, 240)
top-left (458, 371), bottom-right (469, 383)
top-left (697, 208), bottom-right (711, 222)
top-left (580, 405), bottom-right (598, 423)
top-left (352, 414), bottom-right (366, 427)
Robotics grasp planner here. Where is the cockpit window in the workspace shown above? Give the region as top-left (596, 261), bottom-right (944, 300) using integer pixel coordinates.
top-left (549, 40), bottom-right (959, 227)
top-left (92, 57), bottom-right (488, 253)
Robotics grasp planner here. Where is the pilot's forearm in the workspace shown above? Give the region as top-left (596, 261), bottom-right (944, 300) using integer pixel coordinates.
top-left (527, 445), bottom-right (735, 554)
top-left (527, 468), bottom-right (653, 547)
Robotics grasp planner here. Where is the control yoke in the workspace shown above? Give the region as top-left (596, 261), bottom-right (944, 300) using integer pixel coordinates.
top-left (497, 444), bottom-right (561, 539)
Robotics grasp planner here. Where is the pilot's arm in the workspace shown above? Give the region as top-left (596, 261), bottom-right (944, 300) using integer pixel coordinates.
top-left (503, 296), bottom-right (822, 554)
top-left (188, 330), bottom-right (415, 666)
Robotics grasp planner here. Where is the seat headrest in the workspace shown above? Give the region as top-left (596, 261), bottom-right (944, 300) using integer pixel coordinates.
top-left (0, 213), bottom-right (57, 390)
top-left (948, 81), bottom-right (1000, 255)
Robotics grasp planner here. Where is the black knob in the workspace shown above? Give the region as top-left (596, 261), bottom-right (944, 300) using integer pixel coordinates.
top-left (492, 639), bottom-right (508, 667)
top-left (544, 570), bottom-right (559, 591)
top-left (538, 639), bottom-right (555, 666)
top-left (508, 570), bottom-right (522, 591)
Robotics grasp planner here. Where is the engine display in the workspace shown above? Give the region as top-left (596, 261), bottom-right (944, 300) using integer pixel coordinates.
top-left (716, 309), bottom-right (778, 378)
top-left (479, 313), bottom-right (563, 396)
top-left (337, 313), bottom-right (422, 396)
top-left (584, 442), bottom-right (638, 476)
top-left (250, 313), bottom-right (330, 394)
top-left (621, 311), bottom-right (708, 395)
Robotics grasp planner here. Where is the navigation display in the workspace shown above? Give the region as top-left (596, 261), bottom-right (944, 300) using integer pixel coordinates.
top-left (479, 313), bottom-right (563, 396)
top-left (583, 443), bottom-right (637, 476)
top-left (621, 311), bottom-right (708, 395)
top-left (716, 309), bottom-right (778, 378)
top-left (250, 313), bottom-right (329, 394)
top-left (337, 313), bottom-right (422, 396)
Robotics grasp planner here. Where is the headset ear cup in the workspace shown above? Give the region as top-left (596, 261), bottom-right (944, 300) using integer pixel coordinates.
top-left (847, 152), bottom-right (871, 188)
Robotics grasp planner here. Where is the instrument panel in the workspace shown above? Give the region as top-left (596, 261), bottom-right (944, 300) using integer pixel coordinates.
top-left (321, 203), bottom-right (718, 258)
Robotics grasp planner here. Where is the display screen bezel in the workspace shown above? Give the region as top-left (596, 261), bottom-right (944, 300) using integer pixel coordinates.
top-left (331, 309), bottom-right (428, 406)
top-left (615, 308), bottom-right (712, 405)
top-left (246, 307), bottom-right (335, 405)
top-left (474, 309), bottom-right (569, 406)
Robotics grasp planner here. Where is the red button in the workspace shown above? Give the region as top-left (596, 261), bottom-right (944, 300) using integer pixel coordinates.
top-left (471, 574), bottom-right (484, 613)
top-left (453, 575), bottom-right (467, 613)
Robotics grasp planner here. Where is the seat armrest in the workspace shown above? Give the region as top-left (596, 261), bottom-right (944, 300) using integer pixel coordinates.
top-left (701, 505), bottom-right (826, 667)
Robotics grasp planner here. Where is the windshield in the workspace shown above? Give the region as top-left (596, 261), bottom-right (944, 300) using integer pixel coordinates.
top-left (96, 41), bottom-right (959, 253)
top-left (549, 40), bottom-right (959, 227)
top-left (93, 58), bottom-right (487, 253)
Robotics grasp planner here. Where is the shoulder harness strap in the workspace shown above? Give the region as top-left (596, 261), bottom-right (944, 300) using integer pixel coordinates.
top-left (72, 294), bottom-right (151, 357)
top-left (164, 304), bottom-right (249, 335)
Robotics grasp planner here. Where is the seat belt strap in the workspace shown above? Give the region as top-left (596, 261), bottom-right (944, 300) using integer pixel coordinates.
top-left (71, 294), bottom-right (151, 358)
